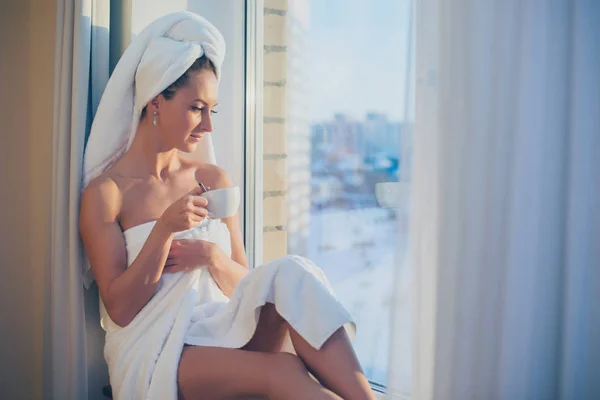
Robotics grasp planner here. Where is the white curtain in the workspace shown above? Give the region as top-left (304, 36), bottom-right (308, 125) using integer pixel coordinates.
top-left (47, 0), bottom-right (110, 398)
top-left (388, 0), bottom-right (600, 399)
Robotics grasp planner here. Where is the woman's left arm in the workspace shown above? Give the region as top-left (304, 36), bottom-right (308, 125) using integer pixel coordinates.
top-left (209, 209), bottom-right (249, 297)
top-left (199, 164), bottom-right (249, 297)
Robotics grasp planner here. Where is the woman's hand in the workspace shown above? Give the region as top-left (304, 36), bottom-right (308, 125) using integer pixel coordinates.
top-left (163, 239), bottom-right (225, 273)
top-left (156, 187), bottom-right (209, 234)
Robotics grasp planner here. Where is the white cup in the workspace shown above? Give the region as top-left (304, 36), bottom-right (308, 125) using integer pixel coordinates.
top-left (200, 186), bottom-right (241, 219)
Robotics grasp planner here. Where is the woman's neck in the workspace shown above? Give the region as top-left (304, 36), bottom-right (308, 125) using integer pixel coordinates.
top-left (120, 120), bottom-right (181, 180)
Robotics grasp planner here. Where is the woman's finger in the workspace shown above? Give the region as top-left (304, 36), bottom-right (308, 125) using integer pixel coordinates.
top-left (190, 205), bottom-right (208, 218)
top-left (191, 196), bottom-right (208, 208)
top-left (188, 186), bottom-right (206, 197)
top-left (184, 193), bottom-right (208, 208)
top-left (163, 263), bottom-right (179, 271)
top-left (180, 208), bottom-right (206, 224)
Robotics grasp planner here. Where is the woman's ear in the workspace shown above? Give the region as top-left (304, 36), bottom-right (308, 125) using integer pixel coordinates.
top-left (150, 96), bottom-right (160, 111)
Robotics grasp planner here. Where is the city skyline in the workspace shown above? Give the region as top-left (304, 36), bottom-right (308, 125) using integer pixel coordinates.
top-left (311, 110), bottom-right (407, 124)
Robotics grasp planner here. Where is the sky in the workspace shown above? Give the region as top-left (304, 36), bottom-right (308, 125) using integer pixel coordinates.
top-left (303, 0), bottom-right (414, 122)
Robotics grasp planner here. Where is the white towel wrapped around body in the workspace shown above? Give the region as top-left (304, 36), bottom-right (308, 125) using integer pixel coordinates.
top-left (102, 219), bottom-right (355, 399)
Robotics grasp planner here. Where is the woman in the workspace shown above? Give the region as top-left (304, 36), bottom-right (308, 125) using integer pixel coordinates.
top-left (80, 11), bottom-right (376, 400)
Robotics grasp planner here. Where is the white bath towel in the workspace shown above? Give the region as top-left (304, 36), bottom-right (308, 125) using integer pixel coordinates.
top-left (102, 219), bottom-right (355, 399)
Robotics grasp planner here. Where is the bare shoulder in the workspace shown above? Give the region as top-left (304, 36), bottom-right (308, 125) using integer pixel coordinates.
top-left (193, 161), bottom-right (233, 191)
top-left (80, 174), bottom-right (123, 229)
top-left (79, 173), bottom-right (129, 299)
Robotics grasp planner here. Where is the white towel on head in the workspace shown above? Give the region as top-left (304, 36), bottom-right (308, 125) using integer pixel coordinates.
top-left (81, 11), bottom-right (224, 287)
top-left (134, 37), bottom-right (204, 126)
top-left (82, 10), bottom-right (225, 189)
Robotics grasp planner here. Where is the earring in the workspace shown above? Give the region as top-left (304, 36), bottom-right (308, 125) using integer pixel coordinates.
top-left (153, 111), bottom-right (157, 127)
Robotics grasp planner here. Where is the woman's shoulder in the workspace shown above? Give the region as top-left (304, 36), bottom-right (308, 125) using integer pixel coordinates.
top-left (83, 171), bottom-right (122, 200)
top-left (81, 173), bottom-right (123, 223)
top-left (185, 158), bottom-right (232, 190)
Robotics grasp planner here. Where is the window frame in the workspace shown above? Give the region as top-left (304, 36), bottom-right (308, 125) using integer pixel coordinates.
top-left (244, 0), bottom-right (265, 269)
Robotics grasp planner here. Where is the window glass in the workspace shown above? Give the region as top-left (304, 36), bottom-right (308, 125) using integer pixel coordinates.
top-left (258, 0), bottom-right (414, 388)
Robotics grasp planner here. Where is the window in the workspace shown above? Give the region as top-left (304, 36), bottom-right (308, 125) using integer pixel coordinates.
top-left (248, 0), bottom-right (414, 391)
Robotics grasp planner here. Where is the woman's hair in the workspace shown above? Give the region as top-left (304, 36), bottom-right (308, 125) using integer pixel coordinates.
top-left (140, 55), bottom-right (217, 119)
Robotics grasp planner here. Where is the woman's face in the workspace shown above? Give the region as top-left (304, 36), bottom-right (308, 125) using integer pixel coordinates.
top-left (156, 69), bottom-right (219, 153)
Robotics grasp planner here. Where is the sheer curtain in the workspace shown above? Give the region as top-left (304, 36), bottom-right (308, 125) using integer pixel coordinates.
top-left (47, 0), bottom-right (110, 398)
top-left (387, 0), bottom-right (600, 399)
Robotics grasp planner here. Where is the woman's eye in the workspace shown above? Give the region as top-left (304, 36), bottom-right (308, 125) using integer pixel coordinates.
top-left (191, 106), bottom-right (218, 115)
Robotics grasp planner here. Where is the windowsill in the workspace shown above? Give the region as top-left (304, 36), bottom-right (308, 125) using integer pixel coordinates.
top-left (374, 388), bottom-right (411, 400)
top-left (374, 391), bottom-right (386, 399)
top-left (372, 383), bottom-right (386, 399)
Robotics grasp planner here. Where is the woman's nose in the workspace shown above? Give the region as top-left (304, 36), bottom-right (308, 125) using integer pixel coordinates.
top-left (199, 113), bottom-right (213, 133)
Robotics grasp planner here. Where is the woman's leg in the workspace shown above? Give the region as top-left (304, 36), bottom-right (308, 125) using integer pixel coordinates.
top-left (177, 345), bottom-right (340, 400)
top-left (289, 325), bottom-right (376, 400)
top-left (243, 303), bottom-right (376, 400)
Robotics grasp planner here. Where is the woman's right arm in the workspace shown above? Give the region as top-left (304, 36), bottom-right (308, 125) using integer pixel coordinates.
top-left (79, 179), bottom-right (175, 328)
